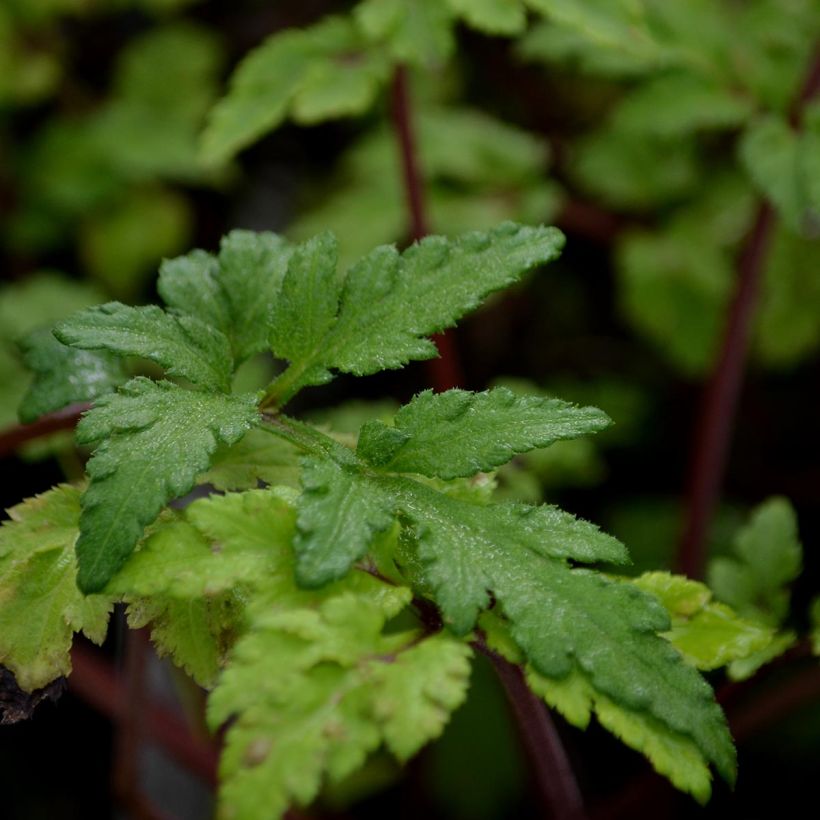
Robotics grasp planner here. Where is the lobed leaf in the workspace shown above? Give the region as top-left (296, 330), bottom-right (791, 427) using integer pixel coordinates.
top-left (74, 378), bottom-right (259, 593)
top-left (267, 223), bottom-right (565, 401)
top-left (201, 17), bottom-right (390, 164)
top-left (17, 327), bottom-right (126, 423)
top-left (158, 230), bottom-right (294, 364)
top-left (0, 486), bottom-right (112, 691)
top-left (357, 386), bottom-right (611, 479)
top-left (56, 302), bottom-right (233, 392)
top-left (209, 590), bottom-right (470, 820)
top-left (633, 572), bottom-right (775, 671)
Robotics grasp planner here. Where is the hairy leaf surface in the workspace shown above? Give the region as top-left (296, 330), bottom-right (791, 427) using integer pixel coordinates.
top-left (74, 379), bottom-right (258, 592)
top-left (357, 387), bottom-right (610, 479)
top-left (268, 223), bottom-right (564, 400)
top-left (56, 302), bottom-right (233, 391)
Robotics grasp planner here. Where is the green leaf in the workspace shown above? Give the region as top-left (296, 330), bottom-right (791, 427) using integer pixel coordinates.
top-left (209, 590), bottom-right (470, 820)
top-left (355, 0), bottom-right (456, 66)
top-left (529, 667), bottom-right (714, 803)
top-left (201, 16), bottom-right (390, 164)
top-left (74, 378), bottom-right (259, 593)
top-left (727, 631), bottom-right (797, 682)
top-left (127, 594), bottom-right (241, 689)
top-left (17, 327), bottom-right (126, 423)
top-left (707, 497), bottom-right (802, 625)
top-left (755, 226), bottom-right (820, 367)
top-left (158, 230), bottom-right (294, 365)
top-left (267, 223), bottom-right (565, 401)
top-left (107, 491), bottom-right (293, 600)
top-left (56, 302), bottom-right (234, 392)
top-left (810, 597), bottom-right (820, 656)
top-left (202, 429), bottom-right (301, 492)
top-left (613, 73), bottom-right (753, 137)
top-left (385, 476), bottom-right (734, 782)
top-left (446, 0), bottom-right (527, 35)
top-left (294, 456), bottom-right (396, 587)
top-left (739, 113), bottom-right (820, 235)
top-left (632, 573), bottom-right (775, 671)
top-left (269, 233), bottom-right (342, 389)
top-left (0, 486), bottom-right (112, 691)
top-left (357, 386), bottom-right (611, 479)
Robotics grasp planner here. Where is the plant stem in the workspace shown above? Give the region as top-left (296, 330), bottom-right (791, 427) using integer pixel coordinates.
top-left (390, 62), bottom-right (584, 817)
top-left (390, 65), bottom-right (463, 392)
top-left (475, 640), bottom-right (588, 820)
top-left (0, 402), bottom-right (90, 458)
top-left (677, 44), bottom-right (820, 579)
top-left (676, 203), bottom-right (775, 578)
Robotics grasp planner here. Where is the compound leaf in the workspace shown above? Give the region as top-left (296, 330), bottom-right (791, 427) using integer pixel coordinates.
top-left (74, 378), bottom-right (259, 593)
top-left (56, 302), bottom-right (233, 391)
top-left (0, 486), bottom-right (112, 691)
top-left (17, 327), bottom-right (127, 423)
top-left (385, 476), bottom-right (734, 783)
top-left (209, 591), bottom-right (469, 820)
top-left (357, 386), bottom-right (611, 479)
top-left (267, 223), bottom-right (564, 401)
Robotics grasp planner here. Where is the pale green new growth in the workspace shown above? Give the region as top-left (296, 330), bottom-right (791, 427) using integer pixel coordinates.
top-left (56, 302), bottom-right (233, 392)
top-left (17, 327), bottom-right (126, 423)
top-left (708, 497), bottom-right (802, 625)
top-left (209, 592), bottom-right (470, 820)
top-left (266, 223), bottom-right (565, 403)
top-left (357, 386), bottom-right (611, 479)
top-left (633, 572), bottom-right (775, 671)
top-left (74, 378), bottom-right (258, 592)
top-left (0, 486), bottom-right (112, 690)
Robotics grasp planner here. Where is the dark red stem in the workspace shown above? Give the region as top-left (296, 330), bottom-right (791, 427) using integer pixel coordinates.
top-left (70, 642), bottom-right (219, 786)
top-left (475, 640), bottom-right (588, 820)
top-left (676, 203), bottom-right (775, 577)
top-left (390, 65), bottom-right (463, 392)
top-left (677, 44), bottom-right (820, 578)
top-left (0, 403), bottom-right (89, 458)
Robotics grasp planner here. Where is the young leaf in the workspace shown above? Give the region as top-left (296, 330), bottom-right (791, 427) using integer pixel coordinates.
top-left (267, 223), bottom-right (565, 402)
top-left (56, 302), bottom-right (234, 392)
top-left (108, 490), bottom-right (297, 601)
top-left (0, 486), bottom-right (112, 691)
top-left (209, 591), bottom-right (470, 820)
top-left (127, 594), bottom-right (240, 689)
top-left (632, 572), bottom-right (775, 671)
top-left (17, 327), bottom-right (126, 423)
top-left (708, 497), bottom-right (802, 625)
top-left (201, 17), bottom-right (390, 164)
top-left (74, 378), bottom-right (259, 593)
top-left (357, 386), bottom-right (611, 479)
